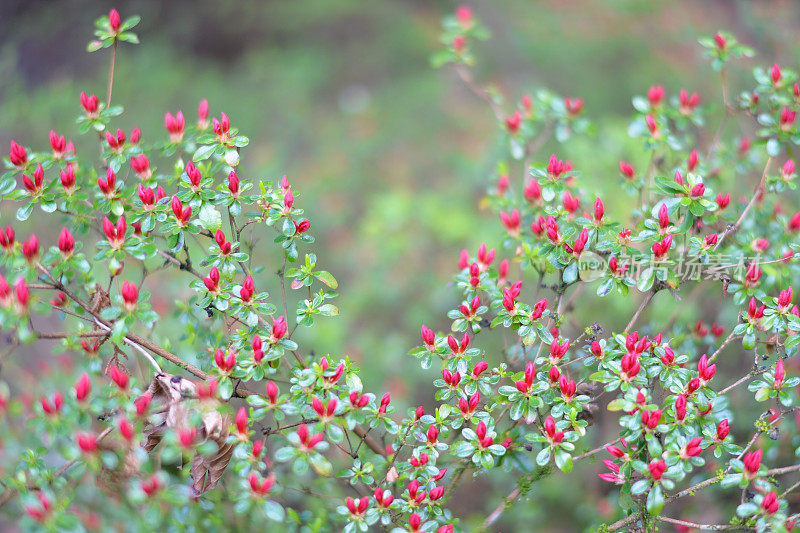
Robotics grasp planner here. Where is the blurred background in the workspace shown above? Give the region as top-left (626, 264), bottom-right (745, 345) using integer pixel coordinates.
top-left (2, 0), bottom-right (800, 530)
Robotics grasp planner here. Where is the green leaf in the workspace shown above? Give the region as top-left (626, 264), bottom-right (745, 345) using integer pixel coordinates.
top-left (318, 304), bottom-right (339, 316)
top-left (767, 138), bottom-right (781, 157)
top-left (118, 32), bottom-right (140, 44)
top-left (535, 447), bottom-right (551, 466)
top-left (311, 455), bottom-right (332, 476)
top-left (198, 204), bottom-right (222, 231)
top-left (263, 500), bottom-right (285, 522)
top-left (562, 262), bottom-right (578, 284)
top-left (315, 271), bottom-right (338, 289)
top-left (736, 502), bottom-right (758, 517)
top-left (16, 202), bottom-right (33, 221)
top-left (122, 15), bottom-right (141, 29)
top-left (631, 479), bottom-right (649, 495)
top-left (597, 278), bottom-right (614, 297)
top-left (554, 449), bottom-right (573, 472)
top-left (637, 268), bottom-right (654, 292)
top-left (193, 144), bottom-right (217, 162)
top-left (646, 484), bottom-right (664, 515)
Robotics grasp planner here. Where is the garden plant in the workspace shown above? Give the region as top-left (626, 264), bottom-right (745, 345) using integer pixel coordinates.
top-left (2, 6), bottom-right (800, 532)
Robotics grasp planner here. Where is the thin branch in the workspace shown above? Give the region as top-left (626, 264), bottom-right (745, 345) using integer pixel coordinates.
top-left (93, 317), bottom-right (162, 373)
top-left (624, 290), bottom-right (655, 333)
top-left (656, 516), bottom-right (747, 531)
top-left (714, 156), bottom-right (773, 251)
top-left (106, 40), bottom-right (117, 108)
top-left (453, 64), bottom-right (503, 121)
top-left (708, 330), bottom-right (739, 363)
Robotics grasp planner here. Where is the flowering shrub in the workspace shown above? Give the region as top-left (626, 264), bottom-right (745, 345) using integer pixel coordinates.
top-left (2, 6), bottom-right (800, 532)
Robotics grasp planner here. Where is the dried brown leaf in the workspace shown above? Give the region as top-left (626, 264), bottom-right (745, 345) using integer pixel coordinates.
top-left (138, 373), bottom-right (235, 496)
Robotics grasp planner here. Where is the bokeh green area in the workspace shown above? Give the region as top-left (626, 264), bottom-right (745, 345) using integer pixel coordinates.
top-left (2, 0), bottom-right (800, 529)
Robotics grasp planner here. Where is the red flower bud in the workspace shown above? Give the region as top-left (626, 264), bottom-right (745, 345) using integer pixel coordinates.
top-left (130, 154), bottom-right (150, 178)
top-left (427, 424), bottom-right (438, 444)
top-left (165, 111), bottom-right (185, 142)
top-left (594, 197), bottom-right (604, 223)
top-left (235, 407), bottom-right (248, 435)
top-left (171, 196), bottom-right (192, 225)
top-left (774, 359), bottom-right (786, 389)
top-left (266, 381), bottom-right (278, 403)
top-left (80, 92), bottom-right (99, 115)
top-left (421, 324), bottom-right (436, 346)
top-left (77, 432), bottom-right (98, 453)
top-left (109, 9), bottom-right (121, 31)
top-left (227, 171), bottom-right (240, 195)
top-left (49, 130), bottom-right (66, 155)
top-left (648, 459), bottom-right (666, 480)
top-left (9, 140), bottom-right (27, 167)
top-left (716, 419), bottom-right (729, 441)
top-left (98, 168), bottom-right (117, 197)
top-left (743, 449), bottom-right (762, 476)
top-left (472, 361), bottom-right (488, 378)
top-left (22, 234), bottom-right (39, 262)
top-left (118, 417), bottom-right (135, 441)
top-left (505, 111), bottom-right (521, 133)
top-left (108, 365), bottom-right (129, 390)
top-left (57, 227), bottom-right (75, 256)
top-left (762, 491), bottom-right (780, 514)
top-left (121, 280), bottom-right (138, 310)
top-left (294, 219), bottom-right (311, 234)
top-left (619, 161), bottom-right (635, 179)
top-left (198, 99), bottom-right (209, 126)
top-left (564, 97), bottom-right (583, 115)
top-left (690, 183), bottom-right (706, 197)
top-left (647, 85), bottom-right (664, 106)
top-left (525, 179), bottom-right (542, 202)
top-left (75, 373), bottom-right (91, 402)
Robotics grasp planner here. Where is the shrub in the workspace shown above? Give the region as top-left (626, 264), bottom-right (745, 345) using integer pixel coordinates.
top-left (1, 6), bottom-right (800, 532)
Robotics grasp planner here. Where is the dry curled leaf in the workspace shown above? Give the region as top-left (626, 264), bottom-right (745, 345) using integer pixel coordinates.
top-left (89, 283), bottom-right (111, 314)
top-left (139, 373), bottom-right (235, 496)
top-left (190, 408), bottom-right (235, 497)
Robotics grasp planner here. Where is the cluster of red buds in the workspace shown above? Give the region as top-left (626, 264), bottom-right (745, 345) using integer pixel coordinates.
top-left (679, 89), bottom-right (700, 114)
top-left (80, 92), bottom-right (100, 116)
top-left (215, 230), bottom-right (232, 255)
top-left (171, 196), bottom-right (192, 226)
top-left (311, 396), bottom-right (337, 422)
top-left (9, 140), bottom-right (28, 167)
top-left (214, 348), bottom-right (236, 374)
top-left (105, 128), bottom-right (126, 152)
top-left (446, 332), bottom-right (470, 355)
top-left (499, 209), bottom-right (520, 236)
top-left (203, 267), bottom-right (221, 294)
top-left (103, 216), bottom-right (126, 249)
top-left (458, 391), bottom-right (480, 417)
top-left (212, 112), bottom-right (231, 143)
top-left (22, 165), bottom-right (44, 195)
top-left (295, 423), bottom-right (324, 452)
top-left (40, 391), bottom-right (63, 416)
top-left (515, 361), bottom-right (536, 394)
top-left (164, 111), bottom-right (185, 142)
top-left (501, 281), bottom-right (521, 314)
top-left (185, 162), bottom-right (203, 191)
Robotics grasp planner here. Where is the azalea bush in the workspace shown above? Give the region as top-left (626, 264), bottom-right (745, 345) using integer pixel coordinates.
top-left (2, 6), bottom-right (800, 532)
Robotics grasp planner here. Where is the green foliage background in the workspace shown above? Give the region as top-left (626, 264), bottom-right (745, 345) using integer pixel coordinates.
top-left (1, 0), bottom-right (799, 529)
